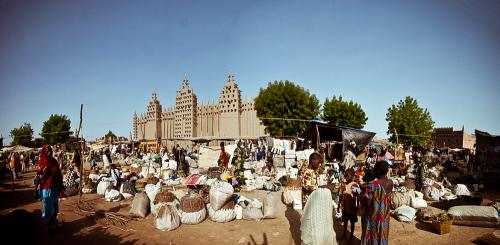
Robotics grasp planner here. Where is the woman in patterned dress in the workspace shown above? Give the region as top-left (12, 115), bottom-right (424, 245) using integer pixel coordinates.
top-left (361, 161), bottom-right (393, 245)
top-left (301, 152), bottom-right (322, 205)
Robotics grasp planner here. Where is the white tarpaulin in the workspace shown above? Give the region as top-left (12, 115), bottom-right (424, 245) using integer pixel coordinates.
top-left (197, 144), bottom-right (237, 169)
top-left (295, 149), bottom-right (315, 161)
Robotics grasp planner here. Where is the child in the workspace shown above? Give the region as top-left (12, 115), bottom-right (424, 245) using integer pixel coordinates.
top-left (339, 168), bottom-right (360, 241)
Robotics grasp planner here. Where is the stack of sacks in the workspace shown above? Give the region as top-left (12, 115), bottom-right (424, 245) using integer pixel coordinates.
top-left (179, 192), bottom-right (206, 224)
top-left (207, 181), bottom-right (236, 223)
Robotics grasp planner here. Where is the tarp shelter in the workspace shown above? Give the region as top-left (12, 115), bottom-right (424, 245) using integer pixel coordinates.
top-left (2, 145), bottom-right (34, 153)
top-left (197, 144), bottom-right (237, 169)
top-left (303, 120), bottom-right (376, 152)
top-left (475, 130), bottom-right (500, 174)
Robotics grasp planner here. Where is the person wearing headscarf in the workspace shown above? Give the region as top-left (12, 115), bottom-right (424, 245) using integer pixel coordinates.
top-left (218, 142), bottom-right (230, 170)
top-left (361, 161), bottom-right (393, 245)
top-left (300, 188), bottom-right (337, 245)
top-left (37, 145), bottom-right (64, 231)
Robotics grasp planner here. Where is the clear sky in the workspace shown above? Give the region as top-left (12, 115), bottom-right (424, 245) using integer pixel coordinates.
top-left (1, 0), bottom-right (499, 144)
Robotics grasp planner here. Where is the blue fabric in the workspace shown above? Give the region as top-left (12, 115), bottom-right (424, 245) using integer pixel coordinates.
top-left (40, 188), bottom-right (59, 229)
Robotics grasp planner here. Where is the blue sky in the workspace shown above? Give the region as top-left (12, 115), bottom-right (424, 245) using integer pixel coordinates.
top-left (1, 0), bottom-right (499, 144)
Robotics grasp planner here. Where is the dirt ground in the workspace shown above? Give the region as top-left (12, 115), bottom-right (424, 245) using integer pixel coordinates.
top-left (0, 170), bottom-right (497, 245)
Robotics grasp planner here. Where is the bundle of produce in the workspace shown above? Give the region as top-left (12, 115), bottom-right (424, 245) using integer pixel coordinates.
top-left (179, 192), bottom-right (206, 224)
top-left (135, 179), bottom-right (148, 192)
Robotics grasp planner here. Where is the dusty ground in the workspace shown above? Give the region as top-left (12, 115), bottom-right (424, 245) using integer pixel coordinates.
top-left (0, 170), bottom-right (497, 245)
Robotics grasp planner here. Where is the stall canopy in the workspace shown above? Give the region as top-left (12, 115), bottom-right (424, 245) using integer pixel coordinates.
top-left (303, 120), bottom-right (376, 151)
top-left (2, 145), bottom-right (35, 153)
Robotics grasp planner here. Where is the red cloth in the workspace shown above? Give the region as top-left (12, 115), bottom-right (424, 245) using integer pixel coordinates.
top-left (38, 145), bottom-right (64, 192)
top-left (186, 174), bottom-right (204, 186)
top-left (219, 146), bottom-right (229, 168)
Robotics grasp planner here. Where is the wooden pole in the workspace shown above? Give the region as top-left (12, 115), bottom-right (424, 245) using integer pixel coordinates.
top-left (75, 104), bottom-right (84, 198)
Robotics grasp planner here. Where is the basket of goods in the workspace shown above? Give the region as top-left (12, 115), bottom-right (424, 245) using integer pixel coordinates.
top-left (154, 189), bottom-right (177, 204)
top-left (135, 179), bottom-right (148, 192)
top-left (431, 213), bottom-right (453, 235)
top-left (286, 176), bottom-right (302, 190)
top-left (82, 178), bottom-right (96, 194)
top-left (130, 165), bottom-right (142, 174)
top-left (208, 167), bottom-right (222, 179)
top-left (179, 192), bottom-right (207, 224)
top-left (146, 177), bottom-right (160, 185)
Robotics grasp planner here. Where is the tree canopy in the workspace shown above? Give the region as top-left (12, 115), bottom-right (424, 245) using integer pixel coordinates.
top-left (10, 123), bottom-right (34, 146)
top-left (322, 96), bottom-right (367, 129)
top-left (254, 80), bottom-right (320, 136)
top-left (105, 130), bottom-right (117, 143)
top-left (41, 114), bottom-right (72, 145)
top-left (386, 96), bottom-right (434, 146)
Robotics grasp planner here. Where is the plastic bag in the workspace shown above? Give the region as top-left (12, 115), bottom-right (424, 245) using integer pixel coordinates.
top-left (145, 183), bottom-right (161, 202)
top-left (263, 192), bottom-right (278, 219)
top-left (97, 180), bottom-right (113, 195)
top-left (209, 181), bottom-right (234, 211)
top-left (422, 186), bottom-right (441, 201)
top-left (105, 189), bottom-right (123, 202)
top-left (242, 204), bottom-right (264, 221)
top-left (394, 205), bottom-right (416, 222)
top-left (453, 184), bottom-right (471, 196)
top-left (207, 203), bottom-right (236, 223)
top-left (129, 192), bottom-right (150, 218)
top-left (283, 188), bottom-right (302, 205)
top-left (410, 197), bottom-right (427, 209)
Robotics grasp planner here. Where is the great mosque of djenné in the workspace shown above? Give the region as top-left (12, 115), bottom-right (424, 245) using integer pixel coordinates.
top-left (133, 74), bottom-right (267, 145)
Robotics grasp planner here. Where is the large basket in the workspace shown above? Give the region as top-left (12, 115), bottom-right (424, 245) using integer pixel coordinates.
top-left (146, 177), bottom-right (160, 185)
top-left (180, 194), bottom-right (205, 213)
top-left (154, 190), bottom-right (177, 204)
top-left (286, 176), bottom-right (302, 189)
top-left (208, 167), bottom-right (222, 179)
top-left (135, 179), bottom-right (147, 191)
top-left (432, 218), bottom-right (453, 235)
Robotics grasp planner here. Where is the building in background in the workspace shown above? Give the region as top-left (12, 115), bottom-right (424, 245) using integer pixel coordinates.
top-left (133, 74), bottom-right (266, 144)
top-left (432, 126), bottom-right (476, 149)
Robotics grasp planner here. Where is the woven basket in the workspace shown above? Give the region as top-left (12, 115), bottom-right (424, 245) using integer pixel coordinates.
top-left (286, 177), bottom-right (302, 189)
top-left (180, 194), bottom-right (205, 213)
top-left (135, 179), bottom-right (147, 191)
top-left (221, 199), bottom-right (235, 210)
top-left (154, 190), bottom-right (177, 204)
top-left (146, 177), bottom-right (160, 185)
top-left (208, 167), bottom-right (222, 179)
top-left (131, 166), bottom-right (142, 174)
top-left (432, 219), bottom-right (453, 235)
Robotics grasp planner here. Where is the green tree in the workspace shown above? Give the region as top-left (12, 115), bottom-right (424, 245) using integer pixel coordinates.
top-left (254, 80), bottom-right (320, 136)
top-left (105, 130), bottom-right (117, 143)
top-left (386, 96), bottom-right (434, 146)
top-left (322, 96), bottom-right (367, 129)
top-left (10, 123), bottom-right (34, 146)
top-left (41, 114), bottom-right (72, 145)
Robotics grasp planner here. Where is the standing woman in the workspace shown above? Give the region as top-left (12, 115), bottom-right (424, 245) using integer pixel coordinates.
top-left (361, 161), bottom-right (393, 245)
top-left (38, 145), bottom-right (64, 231)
